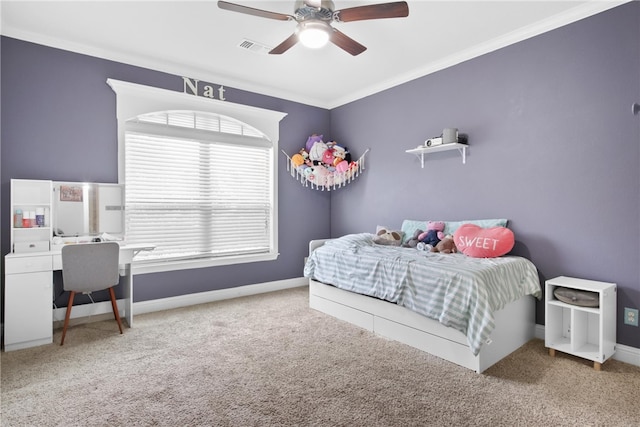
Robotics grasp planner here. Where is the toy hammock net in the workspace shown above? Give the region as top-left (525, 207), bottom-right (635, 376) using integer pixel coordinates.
top-left (281, 148), bottom-right (369, 191)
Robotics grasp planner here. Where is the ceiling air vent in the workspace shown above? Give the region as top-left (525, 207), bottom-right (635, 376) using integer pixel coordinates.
top-left (237, 39), bottom-right (272, 55)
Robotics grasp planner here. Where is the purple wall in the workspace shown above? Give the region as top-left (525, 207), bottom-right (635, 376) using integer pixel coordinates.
top-left (0, 37), bottom-right (331, 302)
top-left (1, 2), bottom-right (639, 350)
top-left (330, 2), bottom-right (640, 348)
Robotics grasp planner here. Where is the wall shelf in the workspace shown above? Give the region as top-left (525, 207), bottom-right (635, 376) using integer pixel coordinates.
top-left (406, 143), bottom-right (467, 167)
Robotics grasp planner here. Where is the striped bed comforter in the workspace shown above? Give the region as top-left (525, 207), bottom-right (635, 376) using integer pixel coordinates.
top-left (303, 233), bottom-right (542, 355)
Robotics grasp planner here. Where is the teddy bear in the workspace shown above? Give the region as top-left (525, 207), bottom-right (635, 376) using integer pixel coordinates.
top-left (431, 235), bottom-right (457, 254)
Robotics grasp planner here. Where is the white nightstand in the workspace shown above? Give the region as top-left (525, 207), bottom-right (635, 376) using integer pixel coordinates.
top-left (545, 276), bottom-right (616, 370)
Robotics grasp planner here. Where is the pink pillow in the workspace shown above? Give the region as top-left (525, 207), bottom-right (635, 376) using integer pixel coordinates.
top-left (453, 224), bottom-right (515, 258)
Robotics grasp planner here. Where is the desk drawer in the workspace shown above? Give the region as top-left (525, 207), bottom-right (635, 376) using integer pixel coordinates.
top-left (14, 241), bottom-right (50, 253)
top-left (5, 255), bottom-right (52, 274)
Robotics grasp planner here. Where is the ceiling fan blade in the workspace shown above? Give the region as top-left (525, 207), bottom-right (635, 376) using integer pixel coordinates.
top-left (217, 1), bottom-right (293, 21)
top-left (269, 33), bottom-right (299, 55)
top-left (330, 28), bottom-right (367, 56)
top-left (335, 1), bottom-right (409, 22)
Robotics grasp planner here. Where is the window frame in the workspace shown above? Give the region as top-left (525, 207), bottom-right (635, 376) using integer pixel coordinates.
top-left (107, 79), bottom-right (287, 274)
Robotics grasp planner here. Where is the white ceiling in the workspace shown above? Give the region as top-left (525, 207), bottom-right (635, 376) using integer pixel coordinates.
top-left (0, 1), bottom-right (628, 108)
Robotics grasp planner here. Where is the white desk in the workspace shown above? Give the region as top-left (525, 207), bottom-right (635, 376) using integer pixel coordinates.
top-left (3, 242), bottom-right (154, 351)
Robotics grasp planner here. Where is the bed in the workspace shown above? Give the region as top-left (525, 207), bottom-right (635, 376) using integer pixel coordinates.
top-left (304, 229), bottom-right (542, 373)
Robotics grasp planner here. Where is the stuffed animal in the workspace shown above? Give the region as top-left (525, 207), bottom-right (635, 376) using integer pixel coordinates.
top-left (403, 229), bottom-right (424, 248)
top-left (305, 134), bottom-right (323, 152)
top-left (342, 146), bottom-right (352, 163)
top-left (418, 221), bottom-right (445, 246)
top-left (419, 230), bottom-right (439, 246)
top-left (322, 148), bottom-right (335, 166)
top-left (373, 227), bottom-right (403, 246)
top-left (431, 235), bottom-right (457, 254)
top-left (416, 242), bottom-right (433, 251)
top-left (332, 144), bottom-right (347, 160)
top-left (309, 140), bottom-right (329, 163)
top-left (308, 165), bottom-right (330, 186)
top-left (291, 153), bottom-right (305, 167)
top-left (335, 160), bottom-right (349, 173)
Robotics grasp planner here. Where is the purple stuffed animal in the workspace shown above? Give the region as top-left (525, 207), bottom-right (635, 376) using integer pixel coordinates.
top-left (305, 134), bottom-right (324, 152)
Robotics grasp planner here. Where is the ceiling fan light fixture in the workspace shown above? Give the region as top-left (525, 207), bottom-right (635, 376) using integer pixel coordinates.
top-left (298, 20), bottom-right (330, 49)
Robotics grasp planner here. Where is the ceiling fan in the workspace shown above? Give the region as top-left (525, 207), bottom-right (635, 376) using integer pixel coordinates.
top-left (217, 0), bottom-right (409, 56)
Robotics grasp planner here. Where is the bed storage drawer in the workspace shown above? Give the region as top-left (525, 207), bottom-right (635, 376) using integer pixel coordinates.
top-left (374, 316), bottom-right (476, 368)
top-left (310, 286), bottom-right (374, 331)
top-left (372, 296), bottom-right (469, 346)
top-left (309, 279), bottom-right (536, 373)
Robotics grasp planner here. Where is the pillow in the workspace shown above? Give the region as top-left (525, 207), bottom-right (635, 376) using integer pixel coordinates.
top-left (400, 220), bottom-right (429, 244)
top-left (554, 287), bottom-right (599, 307)
top-left (373, 226), bottom-right (404, 246)
top-left (444, 218), bottom-right (508, 235)
top-left (402, 219), bottom-right (509, 243)
top-left (453, 224), bottom-right (514, 258)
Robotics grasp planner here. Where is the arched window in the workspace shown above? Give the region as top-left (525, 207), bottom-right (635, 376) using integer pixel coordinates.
top-left (108, 79), bottom-right (287, 273)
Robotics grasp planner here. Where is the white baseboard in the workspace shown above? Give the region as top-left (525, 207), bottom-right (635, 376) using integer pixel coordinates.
top-left (52, 282), bottom-right (639, 369)
top-left (53, 277), bottom-right (307, 324)
top-left (535, 324), bottom-right (640, 367)
top-left (133, 277), bottom-right (307, 315)
top-left (53, 300), bottom-right (121, 324)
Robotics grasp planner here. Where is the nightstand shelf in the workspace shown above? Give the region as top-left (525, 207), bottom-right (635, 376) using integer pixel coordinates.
top-left (545, 276), bottom-right (616, 370)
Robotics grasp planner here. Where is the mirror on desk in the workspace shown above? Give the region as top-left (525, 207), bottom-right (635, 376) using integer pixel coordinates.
top-left (53, 182), bottom-right (124, 237)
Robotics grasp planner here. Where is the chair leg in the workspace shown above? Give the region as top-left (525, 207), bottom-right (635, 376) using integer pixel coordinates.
top-left (61, 291), bottom-right (76, 346)
top-left (108, 287), bottom-right (124, 335)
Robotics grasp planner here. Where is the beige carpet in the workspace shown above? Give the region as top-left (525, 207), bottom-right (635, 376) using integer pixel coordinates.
top-left (2, 286), bottom-right (639, 426)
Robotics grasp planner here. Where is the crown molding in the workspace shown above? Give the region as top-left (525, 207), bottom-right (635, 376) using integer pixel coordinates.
top-left (2, 1), bottom-right (631, 110)
top-left (326, 0), bottom-right (631, 109)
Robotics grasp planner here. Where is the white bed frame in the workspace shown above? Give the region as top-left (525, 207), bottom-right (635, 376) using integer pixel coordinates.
top-left (307, 239), bottom-right (536, 373)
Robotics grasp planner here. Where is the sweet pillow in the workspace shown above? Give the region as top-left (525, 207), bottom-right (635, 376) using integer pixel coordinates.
top-left (453, 224), bottom-right (514, 258)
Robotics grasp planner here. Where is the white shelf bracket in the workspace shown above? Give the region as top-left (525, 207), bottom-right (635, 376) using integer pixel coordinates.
top-left (458, 145), bottom-right (466, 164)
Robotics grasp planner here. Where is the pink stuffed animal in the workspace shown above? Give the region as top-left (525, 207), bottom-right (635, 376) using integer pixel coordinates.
top-left (418, 221), bottom-right (445, 246)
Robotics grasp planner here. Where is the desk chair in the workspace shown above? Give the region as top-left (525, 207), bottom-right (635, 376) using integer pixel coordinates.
top-left (60, 242), bottom-right (123, 345)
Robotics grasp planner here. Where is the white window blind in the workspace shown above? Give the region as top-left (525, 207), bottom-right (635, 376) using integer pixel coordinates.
top-left (124, 111), bottom-right (273, 264)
